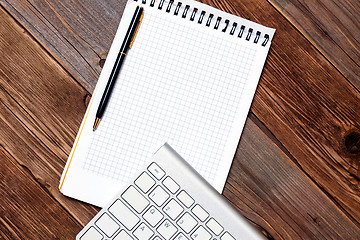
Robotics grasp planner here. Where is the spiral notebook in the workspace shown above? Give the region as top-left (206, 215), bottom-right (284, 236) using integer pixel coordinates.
top-left (59, 0), bottom-right (275, 207)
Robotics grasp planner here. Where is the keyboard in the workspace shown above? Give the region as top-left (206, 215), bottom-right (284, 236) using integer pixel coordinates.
top-left (77, 143), bottom-right (265, 240)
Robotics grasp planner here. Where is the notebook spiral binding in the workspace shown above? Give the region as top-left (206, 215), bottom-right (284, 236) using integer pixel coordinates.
top-left (134, 0), bottom-right (270, 46)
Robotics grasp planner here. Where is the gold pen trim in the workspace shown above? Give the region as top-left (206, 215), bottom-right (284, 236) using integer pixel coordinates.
top-left (93, 117), bottom-right (101, 130)
top-left (129, 10), bottom-right (144, 49)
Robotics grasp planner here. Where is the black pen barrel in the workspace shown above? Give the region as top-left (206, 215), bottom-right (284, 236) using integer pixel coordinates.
top-left (96, 53), bottom-right (126, 118)
top-left (93, 6), bottom-right (144, 130)
top-left (120, 6), bottom-right (143, 53)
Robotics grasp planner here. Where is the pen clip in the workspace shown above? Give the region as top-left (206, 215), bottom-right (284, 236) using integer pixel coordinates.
top-left (129, 10), bottom-right (144, 49)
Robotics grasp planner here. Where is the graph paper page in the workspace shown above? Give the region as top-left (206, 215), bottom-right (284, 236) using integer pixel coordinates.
top-left (59, 1), bottom-right (275, 207)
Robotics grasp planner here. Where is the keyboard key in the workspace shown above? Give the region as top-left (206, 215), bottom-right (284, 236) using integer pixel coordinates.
top-left (163, 199), bottom-right (183, 220)
top-left (108, 199), bottom-right (139, 230)
top-left (135, 172), bottom-right (156, 193)
top-left (143, 205), bottom-right (164, 227)
top-left (163, 176), bottom-right (180, 193)
top-left (221, 232), bottom-right (235, 240)
top-left (149, 186), bottom-right (170, 206)
top-left (148, 162), bottom-right (165, 180)
top-left (177, 190), bottom-right (194, 208)
top-left (174, 233), bottom-right (189, 240)
top-left (80, 227), bottom-right (103, 240)
top-left (122, 186), bottom-right (149, 213)
top-left (192, 204), bottom-right (209, 222)
top-left (113, 230), bottom-right (133, 240)
top-left (133, 223), bottom-right (154, 240)
top-left (177, 212), bottom-right (197, 233)
top-left (76, 145), bottom-right (263, 240)
top-left (95, 213), bottom-right (119, 237)
top-left (157, 219), bottom-right (178, 239)
top-left (206, 218), bottom-right (223, 235)
top-left (191, 226), bottom-right (211, 240)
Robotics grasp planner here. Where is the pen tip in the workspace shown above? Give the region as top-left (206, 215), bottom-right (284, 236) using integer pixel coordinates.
top-left (93, 117), bottom-right (101, 131)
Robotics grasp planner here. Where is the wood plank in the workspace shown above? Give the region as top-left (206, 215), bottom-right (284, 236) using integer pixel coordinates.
top-left (1, 0), bottom-right (357, 93)
top-left (0, 146), bottom-right (82, 239)
top-left (0, 5), bottom-right (99, 225)
top-left (224, 118), bottom-right (360, 239)
top-left (256, 24), bottom-right (360, 221)
top-left (0, 0), bottom-right (127, 91)
top-left (6, 0), bottom-right (358, 91)
top-left (201, 0), bottom-right (360, 223)
top-left (267, 0), bottom-right (360, 90)
top-left (1, 0), bottom-right (359, 238)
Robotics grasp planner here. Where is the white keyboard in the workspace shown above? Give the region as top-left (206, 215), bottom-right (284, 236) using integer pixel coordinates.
top-left (77, 143), bottom-right (265, 240)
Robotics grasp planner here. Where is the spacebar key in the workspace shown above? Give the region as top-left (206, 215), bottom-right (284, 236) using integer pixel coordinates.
top-left (109, 199), bottom-right (140, 230)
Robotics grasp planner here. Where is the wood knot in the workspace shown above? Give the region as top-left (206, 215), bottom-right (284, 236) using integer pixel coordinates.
top-left (99, 58), bottom-right (106, 68)
top-left (344, 131), bottom-right (360, 154)
top-left (307, 213), bottom-right (321, 225)
top-left (343, 129), bottom-right (360, 180)
top-left (83, 94), bottom-right (91, 108)
top-left (98, 52), bottom-right (108, 68)
top-left (36, 177), bottom-right (50, 189)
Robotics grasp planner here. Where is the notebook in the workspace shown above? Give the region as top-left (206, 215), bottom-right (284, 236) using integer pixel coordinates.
top-left (59, 0), bottom-right (275, 207)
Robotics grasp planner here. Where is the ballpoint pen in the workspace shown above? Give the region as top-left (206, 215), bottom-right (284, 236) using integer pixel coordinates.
top-left (93, 6), bottom-right (144, 130)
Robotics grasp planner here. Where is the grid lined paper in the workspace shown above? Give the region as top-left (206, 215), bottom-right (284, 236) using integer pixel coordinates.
top-left (83, 8), bottom-right (258, 187)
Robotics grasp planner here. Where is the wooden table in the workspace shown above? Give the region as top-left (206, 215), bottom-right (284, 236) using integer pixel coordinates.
top-left (0, 0), bottom-right (359, 239)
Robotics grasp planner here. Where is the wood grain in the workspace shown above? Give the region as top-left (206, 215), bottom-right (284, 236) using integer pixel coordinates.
top-left (200, 0), bottom-right (360, 223)
top-left (0, 0), bottom-right (359, 238)
top-left (224, 118), bottom-right (360, 239)
top-left (3, 0), bottom-right (358, 92)
top-left (0, 146), bottom-right (81, 239)
top-left (257, 11), bottom-right (360, 223)
top-left (0, 5), bottom-right (99, 226)
top-left (268, 0), bottom-right (360, 90)
top-left (0, 0), bottom-right (127, 91)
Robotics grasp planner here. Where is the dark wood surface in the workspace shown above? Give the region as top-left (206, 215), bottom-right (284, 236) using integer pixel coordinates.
top-left (0, 0), bottom-right (359, 239)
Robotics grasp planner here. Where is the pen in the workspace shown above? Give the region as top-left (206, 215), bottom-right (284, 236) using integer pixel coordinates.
top-left (93, 6), bottom-right (144, 130)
